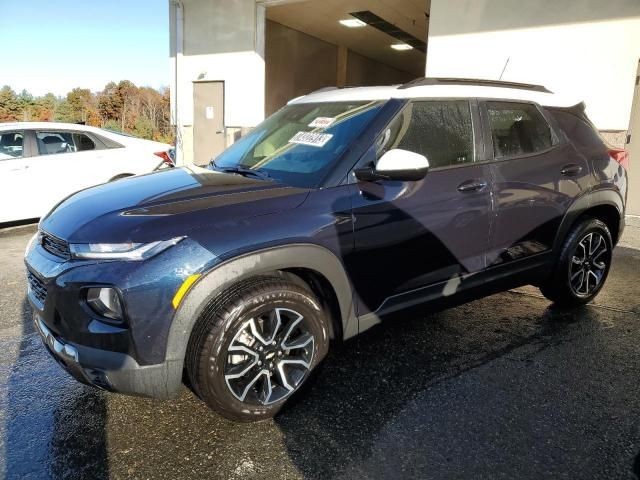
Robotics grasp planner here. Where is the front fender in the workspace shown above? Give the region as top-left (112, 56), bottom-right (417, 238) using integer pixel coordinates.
top-left (163, 243), bottom-right (358, 380)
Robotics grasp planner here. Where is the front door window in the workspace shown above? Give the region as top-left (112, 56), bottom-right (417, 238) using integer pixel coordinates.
top-left (379, 100), bottom-right (475, 168)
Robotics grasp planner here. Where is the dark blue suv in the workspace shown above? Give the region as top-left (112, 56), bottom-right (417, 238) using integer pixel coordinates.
top-left (25, 78), bottom-right (627, 421)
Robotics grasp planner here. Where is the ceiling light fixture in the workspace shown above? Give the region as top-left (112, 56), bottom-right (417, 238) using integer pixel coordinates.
top-left (391, 43), bottom-right (413, 51)
top-left (339, 18), bottom-right (366, 28)
top-left (351, 11), bottom-right (427, 53)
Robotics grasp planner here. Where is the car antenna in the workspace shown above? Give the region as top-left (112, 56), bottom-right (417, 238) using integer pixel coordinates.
top-left (499, 56), bottom-right (510, 81)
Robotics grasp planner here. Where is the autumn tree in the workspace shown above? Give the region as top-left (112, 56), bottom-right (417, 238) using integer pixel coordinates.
top-left (34, 93), bottom-right (59, 121)
top-left (97, 82), bottom-right (123, 123)
top-left (1, 82), bottom-right (173, 142)
top-left (118, 80), bottom-right (140, 130)
top-left (17, 90), bottom-right (35, 121)
top-left (57, 88), bottom-right (95, 124)
top-left (0, 86), bottom-right (21, 122)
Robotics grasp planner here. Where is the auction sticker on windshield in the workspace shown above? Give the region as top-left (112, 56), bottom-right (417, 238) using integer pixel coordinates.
top-left (308, 117), bottom-right (335, 128)
top-left (289, 131), bottom-right (333, 147)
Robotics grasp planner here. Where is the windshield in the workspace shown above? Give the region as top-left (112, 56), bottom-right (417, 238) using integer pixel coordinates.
top-left (211, 101), bottom-right (383, 188)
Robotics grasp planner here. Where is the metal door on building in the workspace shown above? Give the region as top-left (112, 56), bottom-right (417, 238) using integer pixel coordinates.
top-left (627, 60), bottom-right (640, 216)
top-left (193, 81), bottom-right (225, 166)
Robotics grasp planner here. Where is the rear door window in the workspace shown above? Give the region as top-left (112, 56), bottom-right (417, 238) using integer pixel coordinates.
top-left (486, 102), bottom-right (556, 158)
top-left (378, 100), bottom-right (475, 169)
top-left (36, 131), bottom-right (100, 156)
top-left (0, 131), bottom-right (24, 159)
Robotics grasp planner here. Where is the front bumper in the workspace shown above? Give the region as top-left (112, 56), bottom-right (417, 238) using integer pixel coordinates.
top-left (24, 234), bottom-right (213, 399)
top-left (33, 312), bottom-right (182, 398)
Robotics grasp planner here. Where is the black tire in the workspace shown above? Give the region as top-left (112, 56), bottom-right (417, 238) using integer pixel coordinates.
top-left (540, 217), bottom-right (613, 306)
top-left (186, 276), bottom-right (330, 422)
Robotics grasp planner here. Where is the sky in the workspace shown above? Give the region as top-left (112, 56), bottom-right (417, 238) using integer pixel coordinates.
top-left (0, 0), bottom-right (169, 96)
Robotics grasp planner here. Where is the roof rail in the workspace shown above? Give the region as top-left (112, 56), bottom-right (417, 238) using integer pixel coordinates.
top-left (308, 86), bottom-right (340, 95)
top-left (398, 77), bottom-right (552, 94)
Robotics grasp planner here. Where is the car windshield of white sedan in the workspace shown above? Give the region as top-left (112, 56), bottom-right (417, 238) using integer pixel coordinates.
top-left (211, 101), bottom-right (383, 188)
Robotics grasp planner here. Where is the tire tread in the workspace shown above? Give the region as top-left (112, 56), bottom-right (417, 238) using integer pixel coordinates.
top-left (540, 217), bottom-right (612, 306)
top-left (185, 276), bottom-right (326, 421)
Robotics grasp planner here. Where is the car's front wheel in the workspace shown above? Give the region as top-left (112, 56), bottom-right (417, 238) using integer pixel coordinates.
top-left (186, 276), bottom-right (329, 421)
top-left (540, 217), bottom-right (613, 306)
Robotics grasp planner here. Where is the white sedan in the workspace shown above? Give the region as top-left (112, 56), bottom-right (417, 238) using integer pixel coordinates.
top-left (0, 122), bottom-right (173, 223)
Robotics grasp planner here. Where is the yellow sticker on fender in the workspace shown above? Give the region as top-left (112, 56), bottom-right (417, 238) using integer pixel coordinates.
top-left (172, 274), bottom-right (201, 309)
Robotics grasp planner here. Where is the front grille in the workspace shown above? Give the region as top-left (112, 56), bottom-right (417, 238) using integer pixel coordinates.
top-left (27, 270), bottom-right (47, 304)
top-left (41, 231), bottom-right (70, 259)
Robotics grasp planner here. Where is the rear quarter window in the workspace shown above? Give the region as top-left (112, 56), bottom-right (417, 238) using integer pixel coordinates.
top-left (547, 109), bottom-right (605, 149)
top-left (95, 132), bottom-right (125, 149)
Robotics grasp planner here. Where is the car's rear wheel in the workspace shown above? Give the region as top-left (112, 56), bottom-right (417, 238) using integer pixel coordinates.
top-left (540, 217), bottom-right (612, 306)
top-left (186, 276), bottom-right (329, 421)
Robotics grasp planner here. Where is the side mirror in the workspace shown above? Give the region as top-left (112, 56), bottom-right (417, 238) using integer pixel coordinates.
top-left (354, 149), bottom-right (430, 182)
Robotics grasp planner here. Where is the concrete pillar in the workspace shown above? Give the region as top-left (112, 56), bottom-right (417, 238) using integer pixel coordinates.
top-left (169, 0), bottom-right (266, 165)
top-left (337, 45), bottom-right (348, 87)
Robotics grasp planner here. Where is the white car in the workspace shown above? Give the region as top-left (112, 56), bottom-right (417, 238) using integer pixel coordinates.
top-left (0, 122), bottom-right (173, 223)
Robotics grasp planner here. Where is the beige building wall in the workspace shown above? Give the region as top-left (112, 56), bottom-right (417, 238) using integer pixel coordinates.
top-left (265, 20), bottom-right (338, 117)
top-left (169, 0), bottom-right (265, 165)
top-left (170, 2), bottom-right (418, 162)
top-left (426, 0), bottom-right (640, 131)
top-left (265, 20), bottom-right (414, 116)
top-left (346, 50), bottom-right (414, 87)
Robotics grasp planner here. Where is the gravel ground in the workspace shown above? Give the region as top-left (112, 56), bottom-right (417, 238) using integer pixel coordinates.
top-left (0, 218), bottom-right (639, 479)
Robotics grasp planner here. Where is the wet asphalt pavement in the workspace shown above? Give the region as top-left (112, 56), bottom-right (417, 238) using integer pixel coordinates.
top-left (1, 221), bottom-right (640, 479)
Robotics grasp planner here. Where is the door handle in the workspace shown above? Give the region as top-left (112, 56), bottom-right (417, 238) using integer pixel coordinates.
top-left (10, 165), bottom-right (29, 171)
top-left (457, 179), bottom-right (487, 192)
top-left (560, 164), bottom-right (583, 176)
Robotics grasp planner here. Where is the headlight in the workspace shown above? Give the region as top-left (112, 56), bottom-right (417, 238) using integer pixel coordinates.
top-left (86, 287), bottom-right (123, 320)
top-left (69, 237), bottom-right (185, 261)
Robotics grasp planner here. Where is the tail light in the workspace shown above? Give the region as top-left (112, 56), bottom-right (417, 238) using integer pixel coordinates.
top-left (154, 151), bottom-right (174, 167)
top-left (608, 148), bottom-right (629, 169)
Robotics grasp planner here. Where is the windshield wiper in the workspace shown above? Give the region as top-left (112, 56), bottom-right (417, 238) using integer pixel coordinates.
top-left (210, 161), bottom-right (272, 181)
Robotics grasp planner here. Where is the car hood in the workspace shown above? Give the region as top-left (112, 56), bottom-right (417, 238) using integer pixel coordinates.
top-left (41, 166), bottom-right (310, 243)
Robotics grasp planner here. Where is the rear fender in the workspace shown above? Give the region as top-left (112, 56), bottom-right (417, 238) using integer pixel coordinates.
top-left (552, 189), bottom-right (624, 254)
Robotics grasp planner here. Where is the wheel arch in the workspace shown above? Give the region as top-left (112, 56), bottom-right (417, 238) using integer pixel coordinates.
top-left (578, 204), bottom-right (622, 245)
top-left (165, 244), bottom-right (357, 367)
top-left (553, 189), bottom-right (624, 254)
top-left (281, 267), bottom-right (344, 342)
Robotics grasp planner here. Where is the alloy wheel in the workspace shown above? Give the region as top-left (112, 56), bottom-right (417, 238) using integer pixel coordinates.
top-left (569, 232), bottom-right (608, 297)
top-left (224, 308), bottom-right (314, 405)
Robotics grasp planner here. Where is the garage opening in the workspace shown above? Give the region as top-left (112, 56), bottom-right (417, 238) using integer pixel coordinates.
top-left (264, 0), bottom-right (430, 116)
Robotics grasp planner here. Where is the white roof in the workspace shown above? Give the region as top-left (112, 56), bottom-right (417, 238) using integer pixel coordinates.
top-left (0, 121), bottom-right (107, 132)
top-left (289, 84), bottom-right (581, 108)
top-left (0, 121), bottom-right (171, 148)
